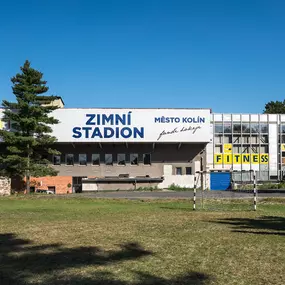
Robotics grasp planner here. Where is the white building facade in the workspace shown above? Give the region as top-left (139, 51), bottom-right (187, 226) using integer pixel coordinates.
top-left (0, 107), bottom-right (284, 192)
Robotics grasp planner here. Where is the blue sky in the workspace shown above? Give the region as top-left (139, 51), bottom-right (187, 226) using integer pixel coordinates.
top-left (0, 0), bottom-right (284, 113)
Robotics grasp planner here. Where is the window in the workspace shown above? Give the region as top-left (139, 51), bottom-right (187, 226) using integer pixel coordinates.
top-left (186, 167), bottom-right (192, 175)
top-left (130, 153), bottom-right (138, 165)
top-left (223, 135), bottom-right (232, 143)
top-left (233, 145), bottom-right (241, 153)
top-left (143, 153), bottom-right (151, 165)
top-left (260, 135), bottom-right (268, 144)
top-left (233, 123), bottom-right (241, 133)
top-left (117, 153), bottom-right (126, 165)
top-left (105, 154), bottom-right (113, 165)
top-left (251, 123), bottom-right (259, 134)
top-left (53, 155), bottom-right (61, 165)
top-left (176, 167), bottom-right (182, 175)
top-left (242, 146), bottom-right (250, 153)
top-left (79, 154), bottom-right (87, 166)
top-left (66, 154), bottom-right (74, 165)
top-left (233, 136), bottom-right (241, 144)
top-left (92, 154), bottom-right (100, 165)
top-left (260, 145), bottom-right (269, 153)
top-left (250, 135), bottom-right (258, 144)
top-left (260, 123), bottom-right (268, 133)
top-left (242, 123), bottom-right (250, 133)
top-left (215, 145), bottom-right (222, 153)
top-left (223, 122), bottom-right (232, 133)
top-left (251, 146), bottom-right (258, 153)
top-left (48, 186), bottom-right (56, 193)
top-left (214, 123), bottom-right (223, 134)
top-left (242, 136), bottom-right (250, 144)
top-left (214, 135), bottom-right (222, 144)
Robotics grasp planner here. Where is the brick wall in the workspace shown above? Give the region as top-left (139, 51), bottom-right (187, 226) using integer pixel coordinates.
top-left (30, 176), bottom-right (72, 194)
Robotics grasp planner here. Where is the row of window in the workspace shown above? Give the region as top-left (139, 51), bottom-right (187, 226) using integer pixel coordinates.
top-left (215, 123), bottom-right (285, 135)
top-left (214, 123), bottom-right (268, 134)
top-left (53, 153), bottom-right (151, 166)
top-left (175, 167), bottom-right (192, 175)
top-left (214, 135), bottom-right (268, 144)
top-left (215, 145), bottom-right (269, 154)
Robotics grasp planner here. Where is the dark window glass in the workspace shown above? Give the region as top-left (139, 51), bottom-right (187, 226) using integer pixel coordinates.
top-left (214, 123), bottom-right (223, 134)
top-left (186, 167), bottom-right (192, 175)
top-left (143, 153), bottom-right (151, 165)
top-left (242, 123), bottom-right (250, 133)
top-left (223, 122), bottom-right (232, 133)
top-left (92, 154), bottom-right (100, 165)
top-left (251, 123), bottom-right (259, 134)
top-left (117, 153), bottom-right (126, 165)
top-left (260, 123), bottom-right (268, 133)
top-left (105, 154), bottom-right (113, 165)
top-left (233, 123), bottom-right (241, 133)
top-left (176, 167), bottom-right (182, 175)
top-left (79, 154), bottom-right (87, 165)
top-left (53, 155), bottom-right (61, 165)
top-left (66, 154), bottom-right (74, 165)
top-left (130, 153), bottom-right (138, 165)
top-left (260, 135), bottom-right (268, 144)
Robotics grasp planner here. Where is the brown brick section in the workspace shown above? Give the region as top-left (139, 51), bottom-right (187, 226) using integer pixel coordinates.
top-left (29, 176), bottom-right (72, 194)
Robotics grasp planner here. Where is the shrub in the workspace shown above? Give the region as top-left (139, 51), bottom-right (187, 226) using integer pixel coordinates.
top-left (168, 183), bottom-right (193, 191)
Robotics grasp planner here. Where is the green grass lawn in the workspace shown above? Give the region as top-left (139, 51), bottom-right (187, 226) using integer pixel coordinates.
top-left (0, 196), bottom-right (284, 285)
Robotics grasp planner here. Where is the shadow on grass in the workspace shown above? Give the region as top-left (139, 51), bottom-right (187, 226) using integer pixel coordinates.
top-left (0, 233), bottom-right (212, 285)
top-left (215, 216), bottom-right (285, 236)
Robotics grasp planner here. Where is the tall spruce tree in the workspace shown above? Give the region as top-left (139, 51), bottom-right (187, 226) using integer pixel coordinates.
top-left (0, 60), bottom-right (60, 193)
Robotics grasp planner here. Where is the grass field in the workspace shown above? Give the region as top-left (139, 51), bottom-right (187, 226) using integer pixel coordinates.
top-left (0, 196), bottom-right (284, 285)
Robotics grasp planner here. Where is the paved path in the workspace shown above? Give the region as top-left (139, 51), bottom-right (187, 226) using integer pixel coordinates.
top-left (69, 190), bottom-right (285, 200)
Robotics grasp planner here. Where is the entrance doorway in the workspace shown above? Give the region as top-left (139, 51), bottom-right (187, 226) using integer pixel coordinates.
top-left (72, 177), bottom-right (87, 193)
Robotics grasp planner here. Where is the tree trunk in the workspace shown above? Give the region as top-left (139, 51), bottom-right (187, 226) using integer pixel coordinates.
top-left (26, 144), bottom-right (30, 194)
top-left (26, 173), bottom-right (30, 194)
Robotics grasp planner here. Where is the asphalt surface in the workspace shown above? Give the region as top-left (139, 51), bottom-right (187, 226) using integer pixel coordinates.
top-left (66, 190), bottom-right (285, 200)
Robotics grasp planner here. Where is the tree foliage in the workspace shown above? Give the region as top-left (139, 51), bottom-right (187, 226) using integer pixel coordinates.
top-left (263, 100), bottom-right (285, 114)
top-left (0, 60), bottom-right (60, 192)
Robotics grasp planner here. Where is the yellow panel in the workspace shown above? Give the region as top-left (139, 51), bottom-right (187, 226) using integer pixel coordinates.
top-left (223, 144), bottom-right (232, 153)
top-left (242, 154), bottom-right (250, 164)
top-left (282, 144), bottom-right (285, 151)
top-left (223, 154), bottom-right (232, 164)
top-left (214, 154), bottom-right (223, 164)
top-left (260, 154), bottom-right (269, 164)
top-left (251, 154), bottom-right (259, 164)
top-left (232, 154), bottom-right (241, 164)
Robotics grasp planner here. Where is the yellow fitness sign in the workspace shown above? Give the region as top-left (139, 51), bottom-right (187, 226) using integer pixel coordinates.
top-left (223, 144), bottom-right (232, 153)
top-left (214, 153), bottom-right (269, 165)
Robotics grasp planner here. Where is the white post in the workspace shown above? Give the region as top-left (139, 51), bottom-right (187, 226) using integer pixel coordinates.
top-left (253, 170), bottom-right (257, 211)
top-left (201, 172), bottom-right (204, 209)
top-left (193, 176), bottom-right (196, 211)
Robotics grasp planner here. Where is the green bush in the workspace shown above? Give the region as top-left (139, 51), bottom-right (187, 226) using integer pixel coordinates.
top-left (168, 183), bottom-right (193, 191)
top-left (238, 182), bottom-right (285, 191)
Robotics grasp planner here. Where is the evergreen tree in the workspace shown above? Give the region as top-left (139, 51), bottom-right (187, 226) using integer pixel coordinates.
top-left (264, 100), bottom-right (285, 114)
top-left (0, 60), bottom-right (60, 193)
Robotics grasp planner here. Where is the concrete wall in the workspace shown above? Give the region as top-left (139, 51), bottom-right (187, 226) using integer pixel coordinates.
top-left (52, 143), bottom-right (206, 179)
